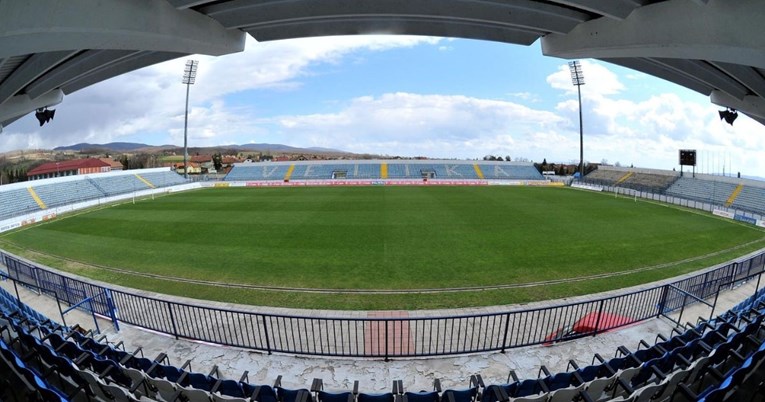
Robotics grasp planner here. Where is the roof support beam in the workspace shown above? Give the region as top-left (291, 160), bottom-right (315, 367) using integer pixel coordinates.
top-left (649, 58), bottom-right (750, 100)
top-left (549, 0), bottom-right (649, 20)
top-left (0, 89), bottom-right (63, 126)
top-left (0, 51), bottom-right (76, 105)
top-left (24, 50), bottom-right (139, 99)
top-left (710, 62), bottom-right (765, 99)
top-left (61, 52), bottom-right (183, 95)
top-left (0, 0), bottom-right (245, 60)
top-left (168, 0), bottom-right (219, 9)
top-left (601, 58), bottom-right (713, 96)
top-left (246, 19), bottom-right (543, 45)
top-left (542, 0), bottom-right (765, 69)
top-left (202, 0), bottom-right (589, 43)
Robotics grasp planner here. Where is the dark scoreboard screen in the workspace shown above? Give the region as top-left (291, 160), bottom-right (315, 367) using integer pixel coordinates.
top-left (679, 149), bottom-right (696, 166)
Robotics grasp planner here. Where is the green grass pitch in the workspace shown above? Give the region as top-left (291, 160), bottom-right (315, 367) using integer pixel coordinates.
top-left (1, 186), bottom-right (763, 310)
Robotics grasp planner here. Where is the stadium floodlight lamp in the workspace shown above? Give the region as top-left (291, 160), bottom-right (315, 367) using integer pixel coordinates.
top-left (568, 61), bottom-right (585, 178)
top-left (181, 60), bottom-right (199, 179)
top-left (718, 108), bottom-right (738, 125)
top-left (35, 107), bottom-right (56, 127)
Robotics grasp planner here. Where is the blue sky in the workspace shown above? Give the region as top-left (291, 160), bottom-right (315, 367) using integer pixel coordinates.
top-left (3, 36), bottom-right (764, 177)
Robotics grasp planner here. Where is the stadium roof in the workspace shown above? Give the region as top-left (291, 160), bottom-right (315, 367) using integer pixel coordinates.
top-left (1, 0), bottom-right (764, 131)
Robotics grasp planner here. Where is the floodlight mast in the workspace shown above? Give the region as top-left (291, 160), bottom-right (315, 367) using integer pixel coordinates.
top-left (182, 60), bottom-right (199, 179)
top-left (568, 61), bottom-right (585, 179)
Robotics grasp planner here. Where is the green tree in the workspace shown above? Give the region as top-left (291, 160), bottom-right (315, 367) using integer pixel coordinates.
top-left (212, 152), bottom-right (223, 171)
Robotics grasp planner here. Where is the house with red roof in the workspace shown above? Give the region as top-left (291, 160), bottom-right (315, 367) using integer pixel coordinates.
top-left (99, 158), bottom-right (124, 171)
top-left (27, 158), bottom-right (111, 181)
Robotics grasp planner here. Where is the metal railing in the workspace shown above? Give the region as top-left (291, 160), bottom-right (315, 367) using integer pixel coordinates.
top-left (1, 249), bottom-right (763, 359)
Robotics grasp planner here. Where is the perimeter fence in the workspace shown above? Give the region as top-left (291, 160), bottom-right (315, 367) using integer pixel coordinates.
top-left (1, 249), bottom-right (764, 359)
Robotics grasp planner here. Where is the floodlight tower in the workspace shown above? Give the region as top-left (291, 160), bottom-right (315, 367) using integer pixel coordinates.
top-left (182, 60), bottom-right (199, 179)
top-left (568, 61), bottom-right (585, 179)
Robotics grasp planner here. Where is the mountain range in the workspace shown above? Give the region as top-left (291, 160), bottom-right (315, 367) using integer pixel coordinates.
top-left (54, 142), bottom-right (346, 154)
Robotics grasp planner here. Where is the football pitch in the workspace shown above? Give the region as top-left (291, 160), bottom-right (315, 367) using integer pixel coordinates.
top-left (1, 186), bottom-right (764, 310)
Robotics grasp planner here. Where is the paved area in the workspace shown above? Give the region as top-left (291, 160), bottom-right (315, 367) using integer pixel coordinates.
top-left (1, 270), bottom-right (760, 392)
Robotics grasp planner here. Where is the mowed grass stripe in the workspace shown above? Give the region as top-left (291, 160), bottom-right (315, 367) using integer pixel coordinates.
top-left (2, 186), bottom-right (763, 299)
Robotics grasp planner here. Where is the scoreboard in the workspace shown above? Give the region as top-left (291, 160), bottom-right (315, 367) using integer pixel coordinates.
top-left (679, 150), bottom-right (696, 166)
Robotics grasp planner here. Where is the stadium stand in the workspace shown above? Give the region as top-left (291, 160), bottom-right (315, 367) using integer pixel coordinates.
top-left (289, 163), bottom-right (385, 180)
top-left (3, 271), bottom-right (765, 401)
top-left (580, 169), bottom-right (625, 186)
top-left (0, 188), bottom-right (42, 221)
top-left (729, 185), bottom-right (765, 216)
top-left (385, 163), bottom-right (414, 179)
top-left (477, 164), bottom-right (545, 181)
top-left (427, 164), bottom-right (480, 179)
top-left (583, 166), bottom-right (765, 216)
top-left (223, 164), bottom-right (291, 181)
top-left (33, 179), bottom-right (105, 209)
top-left (224, 161), bottom-right (546, 181)
top-left (665, 178), bottom-right (740, 208)
top-left (0, 169), bottom-right (187, 223)
top-left (617, 173), bottom-right (678, 194)
top-left (135, 172), bottom-right (187, 188)
top-left (582, 170), bottom-right (678, 193)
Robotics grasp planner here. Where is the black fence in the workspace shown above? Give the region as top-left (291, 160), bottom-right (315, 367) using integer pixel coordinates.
top-left (1, 249), bottom-right (764, 359)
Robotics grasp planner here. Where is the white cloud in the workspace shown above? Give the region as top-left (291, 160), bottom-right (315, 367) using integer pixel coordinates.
top-left (508, 92), bottom-right (541, 103)
top-left (266, 92), bottom-right (567, 159)
top-left (1, 35), bottom-right (442, 151)
top-left (546, 62), bottom-right (765, 174)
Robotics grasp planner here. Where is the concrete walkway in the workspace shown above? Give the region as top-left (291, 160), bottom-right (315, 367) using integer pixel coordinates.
top-left (1, 272), bottom-right (760, 392)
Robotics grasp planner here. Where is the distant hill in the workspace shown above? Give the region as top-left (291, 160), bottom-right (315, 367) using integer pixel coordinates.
top-left (236, 143), bottom-right (344, 153)
top-left (54, 142), bottom-right (154, 152)
top-left (54, 142), bottom-right (347, 154)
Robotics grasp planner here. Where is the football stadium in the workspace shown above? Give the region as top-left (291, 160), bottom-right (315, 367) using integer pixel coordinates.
top-left (2, 1), bottom-right (765, 401)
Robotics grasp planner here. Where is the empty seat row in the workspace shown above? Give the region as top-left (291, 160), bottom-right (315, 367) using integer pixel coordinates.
top-left (224, 162), bottom-right (545, 181)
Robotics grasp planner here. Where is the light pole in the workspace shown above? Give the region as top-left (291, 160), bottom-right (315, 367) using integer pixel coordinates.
top-left (182, 60), bottom-right (199, 179)
top-left (568, 61), bottom-right (585, 179)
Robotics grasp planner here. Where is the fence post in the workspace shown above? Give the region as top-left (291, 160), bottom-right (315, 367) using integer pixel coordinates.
top-left (89, 299), bottom-right (101, 334)
top-left (262, 316), bottom-right (272, 355)
top-left (709, 285), bottom-right (721, 322)
top-left (167, 302), bottom-right (179, 340)
top-left (32, 267), bottom-right (41, 294)
top-left (678, 293), bottom-right (689, 325)
top-left (500, 313), bottom-right (511, 353)
top-left (105, 289), bottom-right (119, 332)
top-left (56, 294), bottom-right (67, 327)
top-left (384, 319), bottom-right (389, 362)
top-left (12, 279), bottom-right (22, 311)
top-left (62, 276), bottom-right (72, 305)
top-left (657, 285), bottom-right (669, 318)
top-left (702, 271), bottom-right (711, 297)
top-left (754, 272), bottom-right (763, 302)
top-left (593, 300), bottom-right (605, 336)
